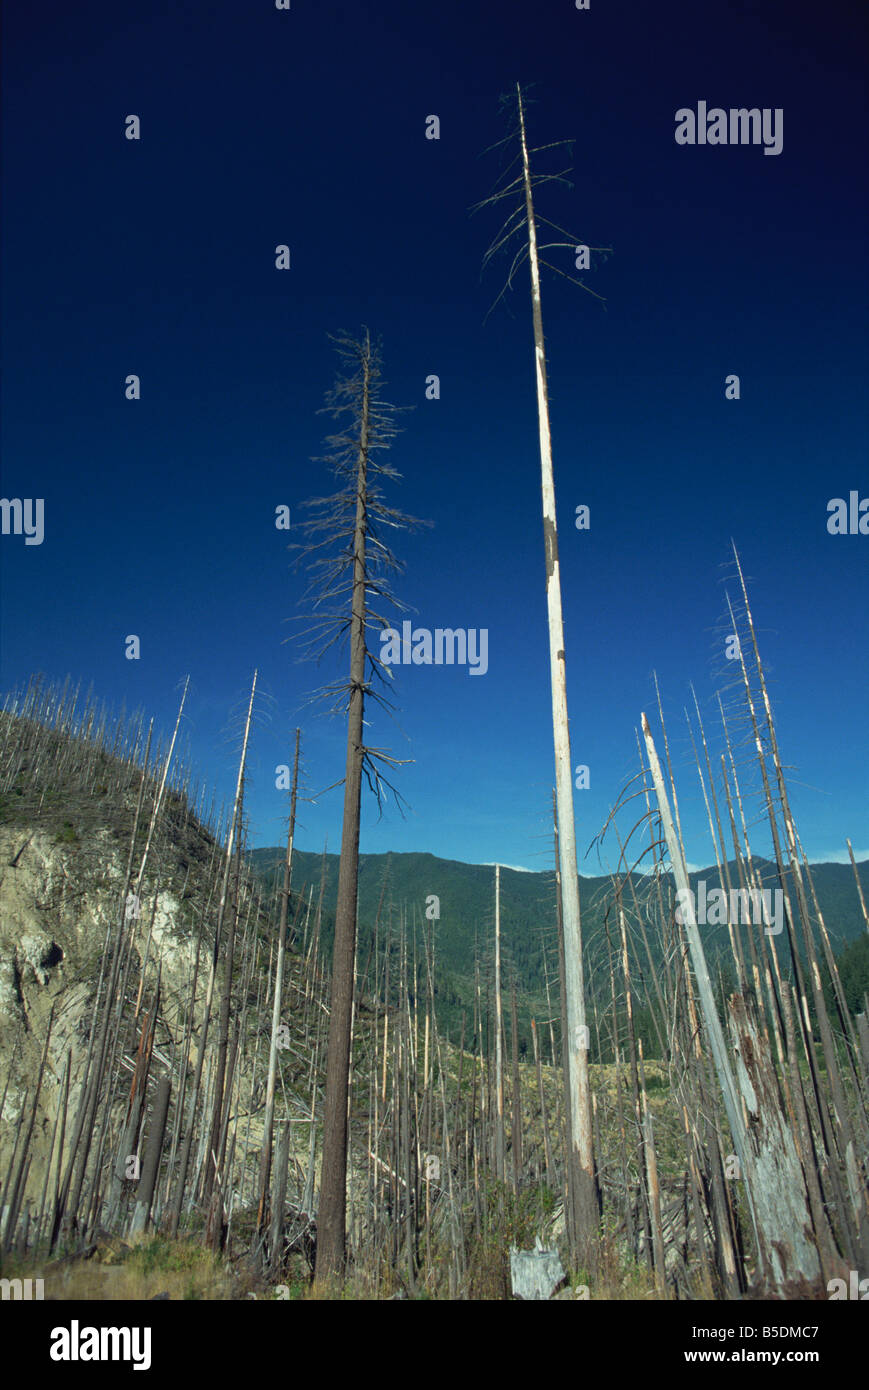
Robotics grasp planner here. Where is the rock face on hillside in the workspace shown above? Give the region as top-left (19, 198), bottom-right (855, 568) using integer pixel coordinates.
top-left (0, 710), bottom-right (326, 1250)
top-left (0, 820), bottom-right (205, 1207)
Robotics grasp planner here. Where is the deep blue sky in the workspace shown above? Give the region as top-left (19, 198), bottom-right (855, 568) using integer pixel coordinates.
top-left (1, 0), bottom-right (867, 873)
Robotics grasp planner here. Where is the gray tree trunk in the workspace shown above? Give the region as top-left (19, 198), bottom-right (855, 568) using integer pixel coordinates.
top-left (517, 84), bottom-right (598, 1264)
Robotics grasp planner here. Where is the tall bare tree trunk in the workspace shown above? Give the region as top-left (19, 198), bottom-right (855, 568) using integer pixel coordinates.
top-left (516, 84), bottom-right (599, 1265)
top-left (129, 1075), bottom-right (171, 1238)
top-left (204, 674), bottom-right (258, 1226)
top-left (256, 728), bottom-right (301, 1253)
top-left (315, 345), bottom-right (371, 1283)
top-left (168, 673), bottom-right (256, 1235)
top-left (643, 713), bottom-right (821, 1288)
top-left (493, 864), bottom-right (505, 1183)
top-left (511, 981), bottom-right (523, 1193)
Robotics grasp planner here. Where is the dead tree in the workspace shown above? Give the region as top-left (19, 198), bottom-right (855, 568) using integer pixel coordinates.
top-left (203, 674), bottom-right (258, 1228)
top-left (474, 85), bottom-right (610, 1266)
top-left (643, 714), bottom-right (821, 1289)
top-left (292, 329), bottom-right (425, 1283)
top-left (167, 672), bottom-right (257, 1235)
top-left (129, 1075), bottom-right (171, 1238)
top-left (255, 727), bottom-right (301, 1258)
top-left (493, 865), bottom-right (505, 1183)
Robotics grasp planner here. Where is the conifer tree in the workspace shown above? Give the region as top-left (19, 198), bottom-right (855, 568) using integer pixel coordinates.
top-left (294, 330), bottom-right (424, 1281)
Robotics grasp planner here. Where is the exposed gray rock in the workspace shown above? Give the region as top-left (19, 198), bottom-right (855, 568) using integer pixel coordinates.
top-left (510, 1237), bottom-right (565, 1300)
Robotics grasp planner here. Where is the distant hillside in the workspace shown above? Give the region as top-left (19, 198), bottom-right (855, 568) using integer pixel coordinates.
top-left (249, 845), bottom-right (869, 1050)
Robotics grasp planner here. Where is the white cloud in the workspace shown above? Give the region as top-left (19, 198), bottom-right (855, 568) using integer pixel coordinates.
top-left (482, 862), bottom-right (533, 873)
top-left (809, 848), bottom-right (869, 866)
top-left (632, 859), bottom-right (705, 879)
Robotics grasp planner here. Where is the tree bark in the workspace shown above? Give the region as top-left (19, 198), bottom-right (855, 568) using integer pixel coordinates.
top-left (315, 343), bottom-right (371, 1282)
top-left (517, 84), bottom-right (599, 1267)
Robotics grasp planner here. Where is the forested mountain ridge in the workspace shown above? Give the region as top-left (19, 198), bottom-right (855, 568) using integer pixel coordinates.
top-left (249, 845), bottom-right (869, 1050)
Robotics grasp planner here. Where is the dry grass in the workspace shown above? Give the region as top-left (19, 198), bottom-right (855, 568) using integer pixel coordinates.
top-left (6, 1237), bottom-right (234, 1301)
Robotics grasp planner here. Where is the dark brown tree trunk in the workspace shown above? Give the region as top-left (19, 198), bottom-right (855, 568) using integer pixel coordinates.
top-left (314, 348), bottom-right (371, 1283)
top-left (130, 1075), bottom-right (171, 1237)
